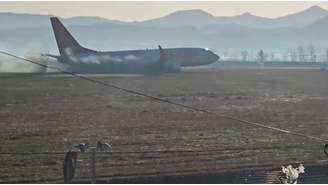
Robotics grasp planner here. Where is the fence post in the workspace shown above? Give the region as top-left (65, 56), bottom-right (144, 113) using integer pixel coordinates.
top-left (90, 147), bottom-right (96, 183)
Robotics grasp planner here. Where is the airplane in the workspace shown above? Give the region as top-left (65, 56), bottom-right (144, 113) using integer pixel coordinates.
top-left (46, 17), bottom-right (219, 74)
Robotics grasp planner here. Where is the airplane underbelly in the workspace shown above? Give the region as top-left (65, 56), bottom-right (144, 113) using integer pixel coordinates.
top-left (67, 61), bottom-right (150, 74)
top-left (180, 59), bottom-right (201, 67)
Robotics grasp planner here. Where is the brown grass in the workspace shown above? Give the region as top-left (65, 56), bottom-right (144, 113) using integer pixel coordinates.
top-left (0, 69), bottom-right (328, 182)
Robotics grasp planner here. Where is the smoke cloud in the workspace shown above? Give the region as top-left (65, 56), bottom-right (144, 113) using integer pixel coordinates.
top-left (0, 47), bottom-right (56, 73)
top-left (64, 48), bottom-right (139, 64)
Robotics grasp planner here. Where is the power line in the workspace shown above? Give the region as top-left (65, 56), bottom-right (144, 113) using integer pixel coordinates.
top-left (0, 152), bottom-right (64, 155)
top-left (0, 144), bottom-right (312, 156)
top-left (1, 50), bottom-right (327, 144)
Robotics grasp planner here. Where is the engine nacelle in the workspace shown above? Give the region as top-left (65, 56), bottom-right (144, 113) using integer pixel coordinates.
top-left (163, 62), bottom-right (181, 73)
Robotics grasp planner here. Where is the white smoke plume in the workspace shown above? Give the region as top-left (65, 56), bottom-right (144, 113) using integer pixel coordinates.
top-left (64, 48), bottom-right (139, 64)
top-left (0, 48), bottom-right (54, 73)
top-left (78, 54), bottom-right (139, 64)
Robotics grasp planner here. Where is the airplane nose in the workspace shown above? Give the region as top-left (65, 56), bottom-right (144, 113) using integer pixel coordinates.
top-left (205, 50), bottom-right (220, 64)
top-left (213, 53), bottom-right (220, 61)
top-left (209, 52), bottom-right (219, 63)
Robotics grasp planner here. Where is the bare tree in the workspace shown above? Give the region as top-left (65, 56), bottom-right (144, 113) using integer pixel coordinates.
top-left (297, 46), bottom-right (305, 62)
top-left (257, 50), bottom-right (265, 63)
top-left (290, 50), bottom-right (297, 62)
top-left (270, 53), bottom-right (275, 61)
top-left (282, 52), bottom-right (288, 62)
top-left (241, 50), bottom-right (248, 62)
top-left (308, 45), bottom-right (316, 62)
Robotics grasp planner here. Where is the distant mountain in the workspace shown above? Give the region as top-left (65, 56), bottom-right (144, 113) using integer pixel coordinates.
top-left (63, 16), bottom-right (112, 26)
top-left (0, 12), bottom-right (126, 30)
top-left (1, 6), bottom-right (328, 30)
top-left (273, 5), bottom-right (328, 28)
top-left (2, 6), bottom-right (328, 55)
top-left (137, 9), bottom-right (218, 28)
top-left (215, 12), bottom-right (273, 29)
top-left (298, 14), bottom-right (328, 38)
top-left (1, 17), bottom-right (325, 56)
top-left (136, 6), bottom-right (328, 29)
top-left (0, 12), bottom-right (51, 30)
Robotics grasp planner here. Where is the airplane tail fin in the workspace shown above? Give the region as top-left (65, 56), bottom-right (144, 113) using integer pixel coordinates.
top-left (50, 17), bottom-right (88, 56)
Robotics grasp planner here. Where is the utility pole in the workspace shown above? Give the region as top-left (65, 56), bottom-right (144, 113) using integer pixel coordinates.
top-left (90, 147), bottom-right (96, 183)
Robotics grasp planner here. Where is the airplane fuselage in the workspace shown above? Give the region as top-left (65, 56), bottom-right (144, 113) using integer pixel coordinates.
top-left (59, 47), bottom-right (219, 74)
top-left (50, 17), bottom-right (219, 74)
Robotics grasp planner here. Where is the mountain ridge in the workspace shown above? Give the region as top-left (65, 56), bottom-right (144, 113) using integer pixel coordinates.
top-left (1, 5), bottom-right (328, 30)
top-left (2, 6), bottom-right (328, 54)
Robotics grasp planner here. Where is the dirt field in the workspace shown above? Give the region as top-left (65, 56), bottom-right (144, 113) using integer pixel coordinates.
top-left (1, 69), bottom-right (328, 183)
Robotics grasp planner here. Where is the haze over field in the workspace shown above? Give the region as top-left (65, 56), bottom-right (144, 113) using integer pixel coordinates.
top-left (1, 3), bottom-right (328, 58)
top-left (2, 3), bottom-right (328, 182)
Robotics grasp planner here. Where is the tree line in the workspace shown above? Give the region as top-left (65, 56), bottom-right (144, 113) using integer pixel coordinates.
top-left (239, 45), bottom-right (328, 63)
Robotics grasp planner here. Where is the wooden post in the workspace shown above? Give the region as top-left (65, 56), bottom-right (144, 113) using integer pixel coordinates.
top-left (90, 148), bottom-right (96, 183)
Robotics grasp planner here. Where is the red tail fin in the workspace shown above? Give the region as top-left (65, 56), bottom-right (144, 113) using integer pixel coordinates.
top-left (50, 17), bottom-right (88, 56)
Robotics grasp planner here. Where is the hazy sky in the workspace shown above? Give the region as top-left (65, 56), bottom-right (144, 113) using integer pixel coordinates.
top-left (1, 1), bottom-right (328, 21)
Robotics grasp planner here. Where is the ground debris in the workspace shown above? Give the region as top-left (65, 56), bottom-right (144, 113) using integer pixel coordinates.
top-left (280, 164), bottom-right (305, 184)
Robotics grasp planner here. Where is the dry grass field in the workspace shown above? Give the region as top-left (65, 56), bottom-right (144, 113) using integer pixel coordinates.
top-left (1, 69), bottom-right (328, 183)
